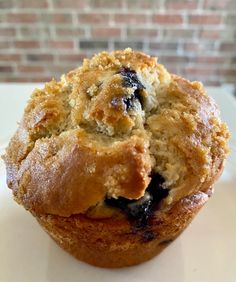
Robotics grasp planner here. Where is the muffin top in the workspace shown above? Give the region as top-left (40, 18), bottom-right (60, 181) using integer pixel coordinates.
top-left (4, 48), bottom-right (229, 217)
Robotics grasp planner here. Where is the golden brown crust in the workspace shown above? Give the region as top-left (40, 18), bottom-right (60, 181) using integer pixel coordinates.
top-left (36, 188), bottom-right (211, 268)
top-left (4, 48), bottom-right (229, 217)
top-left (150, 74), bottom-right (229, 204)
top-left (8, 130), bottom-right (151, 216)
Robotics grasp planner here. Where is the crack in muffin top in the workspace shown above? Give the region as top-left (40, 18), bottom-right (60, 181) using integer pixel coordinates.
top-left (4, 48), bottom-right (229, 217)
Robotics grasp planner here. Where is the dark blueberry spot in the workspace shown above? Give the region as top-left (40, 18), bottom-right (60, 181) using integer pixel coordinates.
top-left (119, 67), bottom-right (144, 90)
top-left (105, 191), bottom-right (152, 221)
top-left (126, 193), bottom-right (152, 218)
top-left (142, 230), bottom-right (155, 242)
top-left (105, 173), bottom-right (169, 228)
top-left (147, 173), bottom-right (169, 202)
top-left (123, 95), bottom-right (136, 111)
top-left (118, 67), bottom-right (145, 111)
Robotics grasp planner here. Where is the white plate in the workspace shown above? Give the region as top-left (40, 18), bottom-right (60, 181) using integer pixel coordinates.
top-left (0, 84), bottom-right (236, 282)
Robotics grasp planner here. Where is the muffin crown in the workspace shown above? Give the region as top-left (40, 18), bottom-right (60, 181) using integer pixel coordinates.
top-left (4, 48), bottom-right (229, 216)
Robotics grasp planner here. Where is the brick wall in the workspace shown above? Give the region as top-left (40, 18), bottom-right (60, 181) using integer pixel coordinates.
top-left (0, 0), bottom-right (236, 89)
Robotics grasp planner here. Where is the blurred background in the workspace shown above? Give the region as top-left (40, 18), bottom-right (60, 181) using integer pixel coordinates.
top-left (0, 0), bottom-right (235, 92)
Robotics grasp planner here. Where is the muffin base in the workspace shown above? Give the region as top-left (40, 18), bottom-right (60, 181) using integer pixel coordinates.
top-left (35, 188), bottom-right (212, 268)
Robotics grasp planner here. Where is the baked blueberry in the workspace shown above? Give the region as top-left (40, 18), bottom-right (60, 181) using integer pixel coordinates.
top-left (148, 173), bottom-right (169, 202)
top-left (118, 67), bottom-right (145, 110)
top-left (142, 230), bottom-right (155, 242)
top-left (105, 173), bottom-right (169, 226)
top-left (105, 191), bottom-right (152, 220)
top-left (119, 67), bottom-right (144, 90)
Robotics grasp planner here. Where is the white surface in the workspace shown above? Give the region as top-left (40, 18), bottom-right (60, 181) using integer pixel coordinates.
top-left (0, 84), bottom-right (236, 282)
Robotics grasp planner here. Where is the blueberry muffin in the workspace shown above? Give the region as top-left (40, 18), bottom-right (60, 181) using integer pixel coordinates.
top-left (4, 48), bottom-right (229, 267)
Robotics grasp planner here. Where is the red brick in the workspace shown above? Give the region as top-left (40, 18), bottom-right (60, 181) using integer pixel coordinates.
top-left (3, 76), bottom-right (52, 83)
top-left (220, 43), bottom-right (236, 51)
top-left (184, 67), bottom-right (216, 76)
top-left (28, 77), bottom-right (52, 83)
top-left (199, 30), bottom-right (220, 39)
top-left (42, 13), bottom-right (72, 24)
top-left (166, 0), bottom-right (198, 10)
top-left (58, 54), bottom-right (87, 62)
top-left (183, 42), bottom-right (199, 51)
top-left (204, 0), bottom-right (233, 9)
top-left (18, 65), bottom-right (44, 73)
top-left (52, 0), bottom-right (87, 9)
top-left (16, 0), bottom-right (48, 8)
top-left (225, 14), bottom-right (236, 25)
top-left (114, 41), bottom-right (143, 50)
top-left (91, 28), bottom-right (121, 38)
top-left (14, 41), bottom-right (40, 49)
top-left (0, 66), bottom-right (13, 72)
top-left (189, 15), bottom-right (222, 25)
top-left (78, 13), bottom-right (110, 24)
top-left (223, 77), bottom-right (236, 85)
top-left (204, 81), bottom-right (221, 86)
top-left (90, 0), bottom-right (123, 8)
top-left (149, 42), bottom-right (178, 50)
top-left (127, 28), bottom-right (158, 38)
top-left (0, 54), bottom-right (21, 61)
top-left (20, 27), bottom-right (50, 37)
top-left (152, 14), bottom-right (183, 24)
top-left (127, 0), bottom-right (155, 9)
top-left (217, 69), bottom-right (236, 76)
top-left (0, 14), bottom-right (5, 23)
top-left (114, 14), bottom-right (148, 24)
top-left (1, 77), bottom-right (23, 82)
top-left (183, 42), bottom-right (215, 52)
top-left (195, 56), bottom-right (226, 64)
top-left (7, 13), bottom-right (38, 23)
top-left (26, 54), bottom-right (54, 62)
top-left (0, 42), bottom-right (11, 49)
top-left (47, 41), bottom-right (74, 49)
top-left (47, 65), bottom-right (74, 74)
top-left (55, 28), bottom-right (85, 37)
top-left (0, 0), bottom-right (14, 8)
top-left (80, 40), bottom-right (108, 49)
top-left (163, 28), bottom-right (195, 38)
top-left (0, 28), bottom-right (16, 37)
top-left (158, 55), bottom-right (189, 64)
